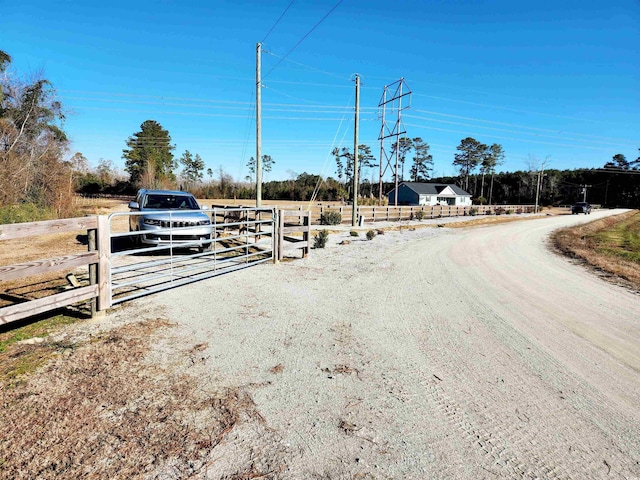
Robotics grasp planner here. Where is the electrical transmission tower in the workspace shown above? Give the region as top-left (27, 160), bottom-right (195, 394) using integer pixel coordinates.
top-left (378, 78), bottom-right (411, 206)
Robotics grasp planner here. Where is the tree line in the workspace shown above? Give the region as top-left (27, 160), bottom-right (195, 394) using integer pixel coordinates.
top-left (2, 49), bottom-right (639, 224)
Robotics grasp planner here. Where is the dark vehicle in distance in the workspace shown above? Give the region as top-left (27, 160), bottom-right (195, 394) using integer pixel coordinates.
top-left (128, 189), bottom-right (212, 251)
top-left (571, 202), bottom-right (592, 214)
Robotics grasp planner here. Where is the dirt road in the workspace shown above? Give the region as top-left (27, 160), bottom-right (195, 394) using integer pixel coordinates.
top-left (137, 209), bottom-right (640, 478)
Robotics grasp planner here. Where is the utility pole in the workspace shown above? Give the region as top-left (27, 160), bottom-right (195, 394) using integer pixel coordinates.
top-left (534, 156), bottom-right (550, 213)
top-left (352, 74), bottom-right (360, 227)
top-left (582, 184), bottom-right (591, 202)
top-left (256, 43), bottom-right (262, 208)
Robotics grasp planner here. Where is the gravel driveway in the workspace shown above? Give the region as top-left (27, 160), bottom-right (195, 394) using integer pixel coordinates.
top-left (129, 209), bottom-right (640, 479)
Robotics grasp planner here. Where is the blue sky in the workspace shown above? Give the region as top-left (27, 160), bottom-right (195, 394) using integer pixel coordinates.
top-left (3, 0), bottom-right (639, 182)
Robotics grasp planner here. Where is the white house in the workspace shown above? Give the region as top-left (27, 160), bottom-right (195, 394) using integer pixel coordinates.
top-left (387, 182), bottom-right (472, 206)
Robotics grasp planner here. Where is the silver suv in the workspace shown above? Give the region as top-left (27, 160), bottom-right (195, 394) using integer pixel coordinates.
top-left (128, 189), bottom-right (212, 251)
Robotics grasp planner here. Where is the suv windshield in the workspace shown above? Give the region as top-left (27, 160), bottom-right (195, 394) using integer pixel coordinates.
top-left (143, 194), bottom-right (199, 210)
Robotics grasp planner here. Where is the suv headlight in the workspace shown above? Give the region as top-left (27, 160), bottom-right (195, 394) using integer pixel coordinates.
top-left (143, 218), bottom-right (162, 226)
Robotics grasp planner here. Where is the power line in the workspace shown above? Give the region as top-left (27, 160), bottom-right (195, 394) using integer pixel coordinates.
top-left (62, 92), bottom-right (379, 112)
top-left (411, 109), bottom-right (635, 146)
top-left (404, 113), bottom-right (631, 149)
top-left (238, 89), bottom-right (256, 180)
top-left (262, 0), bottom-right (344, 80)
top-left (412, 92), bottom-right (607, 125)
top-left (403, 122), bottom-right (616, 152)
top-left (261, 0), bottom-right (296, 43)
top-left (263, 50), bottom-right (350, 81)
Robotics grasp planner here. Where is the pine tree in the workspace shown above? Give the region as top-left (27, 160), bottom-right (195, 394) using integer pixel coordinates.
top-left (123, 120), bottom-right (176, 187)
top-left (409, 137), bottom-right (433, 182)
top-left (179, 150), bottom-right (205, 189)
top-left (454, 137), bottom-right (486, 193)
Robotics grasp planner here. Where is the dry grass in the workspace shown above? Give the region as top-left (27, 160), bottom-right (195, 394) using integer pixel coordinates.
top-left (0, 317), bottom-right (278, 479)
top-left (552, 210), bottom-right (640, 290)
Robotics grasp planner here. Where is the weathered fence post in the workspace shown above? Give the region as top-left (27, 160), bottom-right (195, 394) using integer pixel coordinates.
top-left (303, 211), bottom-right (310, 258)
top-left (277, 209), bottom-right (284, 261)
top-left (96, 215), bottom-right (111, 311)
top-left (88, 226), bottom-right (97, 317)
top-left (272, 210), bottom-right (279, 264)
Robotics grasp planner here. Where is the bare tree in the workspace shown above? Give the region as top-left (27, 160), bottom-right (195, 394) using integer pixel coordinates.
top-left (1, 53), bottom-right (72, 216)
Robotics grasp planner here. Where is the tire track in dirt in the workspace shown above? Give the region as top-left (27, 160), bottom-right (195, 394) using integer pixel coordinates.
top-left (386, 217), bottom-right (640, 479)
top-left (347, 215), bottom-right (639, 478)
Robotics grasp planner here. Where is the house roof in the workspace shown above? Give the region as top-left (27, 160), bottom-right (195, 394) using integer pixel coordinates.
top-left (393, 182), bottom-right (471, 196)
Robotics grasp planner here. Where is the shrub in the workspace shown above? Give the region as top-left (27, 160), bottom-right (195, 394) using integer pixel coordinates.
top-left (0, 204), bottom-right (57, 224)
top-left (349, 230), bottom-right (359, 237)
top-left (516, 208), bottom-right (523, 214)
top-left (495, 207), bottom-right (505, 215)
top-left (415, 210), bottom-right (425, 221)
top-left (468, 207), bottom-right (478, 216)
top-left (320, 210), bottom-right (342, 225)
top-left (366, 229), bottom-right (376, 241)
top-left (506, 209), bottom-right (513, 215)
top-left (475, 196), bottom-right (487, 205)
top-left (313, 230), bottom-right (329, 248)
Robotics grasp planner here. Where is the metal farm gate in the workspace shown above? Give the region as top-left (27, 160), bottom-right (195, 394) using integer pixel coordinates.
top-left (107, 207), bottom-right (275, 305)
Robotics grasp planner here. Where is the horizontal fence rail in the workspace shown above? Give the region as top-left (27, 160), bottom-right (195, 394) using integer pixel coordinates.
top-left (0, 217), bottom-right (102, 325)
top-left (314, 204), bottom-right (536, 224)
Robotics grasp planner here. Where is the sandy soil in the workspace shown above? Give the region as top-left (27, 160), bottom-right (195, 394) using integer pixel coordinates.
top-left (96, 207), bottom-right (639, 479)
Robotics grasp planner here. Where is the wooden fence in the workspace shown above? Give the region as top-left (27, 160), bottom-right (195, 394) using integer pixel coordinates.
top-left (304, 204), bottom-right (536, 224)
top-left (0, 216), bottom-right (109, 325)
top-left (212, 203), bottom-right (536, 225)
top-left (276, 210), bottom-right (310, 260)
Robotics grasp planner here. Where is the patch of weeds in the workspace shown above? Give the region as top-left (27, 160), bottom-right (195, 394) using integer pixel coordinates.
top-left (366, 229), bottom-right (376, 241)
top-left (414, 210), bottom-right (425, 221)
top-left (0, 344), bottom-right (57, 388)
top-left (349, 230), bottom-right (359, 237)
top-left (0, 314), bottom-right (82, 354)
top-left (320, 210), bottom-right (342, 225)
top-left (469, 207), bottom-right (478, 216)
top-left (313, 230), bottom-right (329, 248)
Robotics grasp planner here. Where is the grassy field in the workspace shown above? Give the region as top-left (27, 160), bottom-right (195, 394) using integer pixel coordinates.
top-left (552, 210), bottom-right (640, 290)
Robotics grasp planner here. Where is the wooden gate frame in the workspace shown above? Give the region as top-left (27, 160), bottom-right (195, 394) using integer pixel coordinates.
top-left (276, 209), bottom-right (310, 261)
